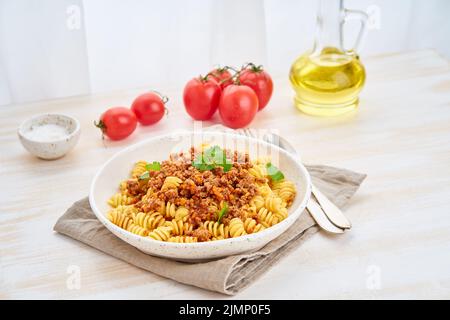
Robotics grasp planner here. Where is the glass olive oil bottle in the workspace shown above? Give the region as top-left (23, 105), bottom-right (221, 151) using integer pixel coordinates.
top-left (289, 0), bottom-right (368, 116)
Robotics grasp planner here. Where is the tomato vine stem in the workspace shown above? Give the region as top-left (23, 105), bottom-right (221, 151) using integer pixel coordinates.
top-left (205, 62), bottom-right (265, 86)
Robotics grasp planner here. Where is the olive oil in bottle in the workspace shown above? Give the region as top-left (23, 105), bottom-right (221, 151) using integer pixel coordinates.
top-left (289, 0), bottom-right (368, 116)
top-left (289, 47), bottom-right (366, 116)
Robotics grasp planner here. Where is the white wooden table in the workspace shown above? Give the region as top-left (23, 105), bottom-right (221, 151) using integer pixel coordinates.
top-left (1, 50), bottom-right (450, 299)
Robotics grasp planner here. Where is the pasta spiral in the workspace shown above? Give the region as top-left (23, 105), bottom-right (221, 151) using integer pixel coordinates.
top-left (248, 164), bottom-right (267, 179)
top-left (148, 226), bottom-right (172, 241)
top-left (202, 221), bottom-right (230, 239)
top-left (111, 205), bottom-right (138, 217)
top-left (133, 211), bottom-right (165, 230)
top-left (250, 195), bottom-right (265, 210)
top-left (228, 218), bottom-right (246, 238)
top-left (107, 193), bottom-right (133, 208)
top-left (258, 184), bottom-right (273, 197)
top-left (264, 195), bottom-right (284, 213)
top-left (240, 204), bottom-right (257, 219)
top-left (255, 156), bottom-right (272, 165)
top-left (207, 201), bottom-right (228, 219)
top-left (168, 236), bottom-right (198, 243)
top-left (164, 219), bottom-right (193, 235)
top-left (163, 202), bottom-right (177, 219)
top-left (131, 160), bottom-right (147, 177)
top-left (272, 180), bottom-right (296, 205)
top-left (108, 210), bottom-right (133, 230)
top-left (161, 176), bottom-right (183, 191)
top-left (274, 207), bottom-right (288, 222)
top-left (126, 224), bottom-right (149, 236)
top-left (119, 180), bottom-right (128, 194)
top-left (174, 206), bottom-right (189, 221)
top-left (257, 207), bottom-right (279, 228)
top-left (141, 188), bottom-right (153, 202)
top-left (208, 202), bottom-right (219, 217)
top-left (243, 218), bottom-right (266, 234)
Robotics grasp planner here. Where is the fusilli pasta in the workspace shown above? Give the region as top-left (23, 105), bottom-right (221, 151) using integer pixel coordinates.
top-left (164, 219), bottom-right (193, 235)
top-left (106, 147), bottom-right (297, 243)
top-left (168, 236), bottom-right (198, 243)
top-left (257, 207), bottom-right (279, 228)
top-left (148, 226), bottom-right (172, 241)
top-left (202, 221), bottom-right (230, 239)
top-left (272, 180), bottom-right (296, 205)
top-left (108, 193), bottom-right (133, 208)
top-left (174, 206), bottom-right (189, 221)
top-left (133, 211), bottom-right (165, 230)
top-left (127, 224), bottom-right (149, 236)
top-left (108, 210), bottom-right (133, 230)
top-left (161, 176), bottom-right (182, 191)
top-left (229, 218), bottom-right (246, 238)
top-left (243, 217), bottom-right (266, 234)
top-left (132, 160), bottom-right (148, 177)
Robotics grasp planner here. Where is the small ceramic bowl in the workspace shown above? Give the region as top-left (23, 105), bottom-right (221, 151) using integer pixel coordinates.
top-left (18, 114), bottom-right (81, 160)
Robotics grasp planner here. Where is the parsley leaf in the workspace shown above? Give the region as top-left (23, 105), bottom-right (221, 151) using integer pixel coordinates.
top-left (266, 162), bottom-right (285, 182)
top-left (217, 202), bottom-right (229, 223)
top-left (192, 153), bottom-right (204, 166)
top-left (204, 145), bottom-right (221, 163)
top-left (138, 161), bottom-right (161, 180)
top-left (146, 161), bottom-right (161, 171)
top-left (138, 171), bottom-right (149, 180)
top-left (192, 145), bottom-right (233, 172)
top-left (222, 162), bottom-right (233, 172)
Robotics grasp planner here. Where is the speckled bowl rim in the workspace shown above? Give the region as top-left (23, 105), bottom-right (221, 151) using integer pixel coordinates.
top-left (89, 131), bottom-right (312, 249)
top-left (17, 113), bottom-right (81, 144)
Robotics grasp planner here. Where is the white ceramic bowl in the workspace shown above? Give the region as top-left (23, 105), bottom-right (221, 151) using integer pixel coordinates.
top-left (89, 131), bottom-right (311, 261)
top-left (18, 114), bottom-right (80, 160)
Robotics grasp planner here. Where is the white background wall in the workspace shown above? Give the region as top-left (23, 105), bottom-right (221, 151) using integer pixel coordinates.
top-left (0, 0), bottom-right (449, 106)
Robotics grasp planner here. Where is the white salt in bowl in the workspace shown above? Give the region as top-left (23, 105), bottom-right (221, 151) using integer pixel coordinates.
top-left (18, 114), bottom-right (81, 160)
top-left (89, 131), bottom-right (312, 261)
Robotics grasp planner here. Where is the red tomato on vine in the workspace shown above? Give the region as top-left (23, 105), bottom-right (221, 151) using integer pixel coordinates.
top-left (183, 77), bottom-right (222, 121)
top-left (239, 64), bottom-right (273, 110)
top-left (95, 107), bottom-right (137, 140)
top-left (207, 67), bottom-right (233, 89)
top-left (131, 92), bottom-right (167, 126)
top-left (218, 84), bottom-right (258, 129)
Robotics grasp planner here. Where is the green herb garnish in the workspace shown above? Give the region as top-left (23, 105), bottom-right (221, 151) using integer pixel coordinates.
top-left (138, 161), bottom-right (161, 180)
top-left (146, 161), bottom-right (161, 171)
top-left (266, 162), bottom-right (285, 182)
top-left (138, 172), bottom-right (149, 180)
top-left (192, 146), bottom-right (232, 172)
top-left (217, 202), bottom-right (229, 223)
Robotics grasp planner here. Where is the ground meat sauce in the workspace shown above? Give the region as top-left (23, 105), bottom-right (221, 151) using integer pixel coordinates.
top-left (131, 148), bottom-right (259, 240)
top-left (190, 227), bottom-right (212, 242)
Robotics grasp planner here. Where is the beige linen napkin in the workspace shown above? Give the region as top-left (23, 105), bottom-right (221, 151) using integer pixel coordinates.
top-left (54, 165), bottom-right (365, 295)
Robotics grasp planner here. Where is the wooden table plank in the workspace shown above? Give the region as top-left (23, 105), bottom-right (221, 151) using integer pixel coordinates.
top-left (1, 50), bottom-right (450, 299)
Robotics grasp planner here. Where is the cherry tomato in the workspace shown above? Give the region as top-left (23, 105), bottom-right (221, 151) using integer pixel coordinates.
top-left (131, 92), bottom-right (166, 125)
top-left (207, 67), bottom-right (233, 89)
top-left (218, 85), bottom-right (258, 129)
top-left (95, 107), bottom-right (137, 140)
top-left (183, 77), bottom-right (221, 121)
top-left (239, 66), bottom-right (273, 110)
